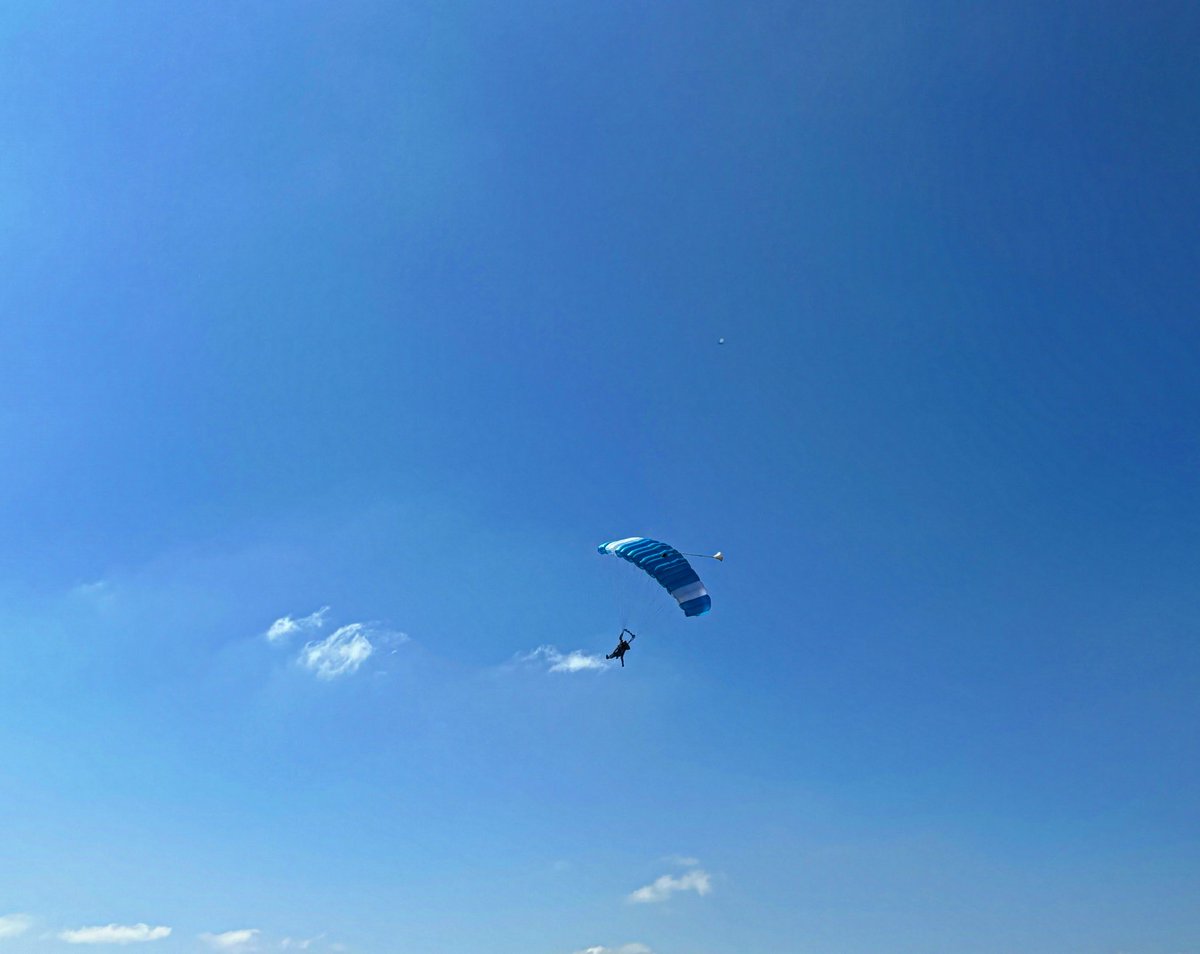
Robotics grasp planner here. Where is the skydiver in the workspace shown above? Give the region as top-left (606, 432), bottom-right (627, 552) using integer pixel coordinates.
top-left (606, 629), bottom-right (636, 666)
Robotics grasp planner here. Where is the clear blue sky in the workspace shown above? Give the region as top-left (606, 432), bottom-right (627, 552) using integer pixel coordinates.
top-left (2, 3), bottom-right (1198, 953)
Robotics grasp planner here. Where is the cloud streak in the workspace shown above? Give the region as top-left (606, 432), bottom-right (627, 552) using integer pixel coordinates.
top-left (265, 606), bottom-right (330, 643)
top-left (0, 915), bottom-right (32, 939)
top-left (58, 924), bottom-right (171, 944)
top-left (520, 645), bottom-right (608, 673)
top-left (280, 936), bottom-right (323, 950)
top-left (199, 929), bottom-right (259, 950)
top-left (300, 623), bottom-right (375, 680)
top-left (628, 868), bottom-right (712, 904)
top-left (572, 946), bottom-right (652, 954)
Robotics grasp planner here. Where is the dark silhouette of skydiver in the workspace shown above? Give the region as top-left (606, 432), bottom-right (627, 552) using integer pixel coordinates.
top-left (606, 629), bottom-right (636, 666)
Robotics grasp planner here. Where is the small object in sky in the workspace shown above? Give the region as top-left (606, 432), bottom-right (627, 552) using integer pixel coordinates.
top-left (718, 337), bottom-right (725, 344)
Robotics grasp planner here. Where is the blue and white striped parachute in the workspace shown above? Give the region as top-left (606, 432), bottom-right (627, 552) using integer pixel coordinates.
top-left (598, 537), bottom-right (717, 617)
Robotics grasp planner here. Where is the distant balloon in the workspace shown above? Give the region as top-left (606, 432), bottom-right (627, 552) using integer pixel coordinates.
top-left (718, 337), bottom-right (725, 344)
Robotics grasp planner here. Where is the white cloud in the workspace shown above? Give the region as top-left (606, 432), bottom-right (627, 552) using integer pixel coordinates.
top-left (628, 868), bottom-right (712, 904)
top-left (0, 915), bottom-right (32, 939)
top-left (58, 924), bottom-right (171, 944)
top-left (280, 936), bottom-right (323, 950)
top-left (300, 623), bottom-right (375, 679)
top-left (200, 929), bottom-right (259, 950)
top-left (520, 645), bottom-right (608, 673)
top-left (265, 608), bottom-right (407, 679)
top-left (665, 855), bottom-right (700, 867)
top-left (266, 606), bottom-right (330, 643)
top-left (572, 945), bottom-right (652, 954)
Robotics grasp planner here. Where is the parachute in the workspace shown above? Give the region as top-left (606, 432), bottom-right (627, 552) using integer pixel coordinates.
top-left (597, 536), bottom-right (718, 617)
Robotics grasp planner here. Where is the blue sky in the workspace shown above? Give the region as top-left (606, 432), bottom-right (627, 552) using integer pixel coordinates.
top-left (1, 2), bottom-right (1198, 952)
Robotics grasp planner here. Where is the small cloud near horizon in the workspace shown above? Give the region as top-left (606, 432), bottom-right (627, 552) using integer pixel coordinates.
top-left (572, 945), bottom-right (652, 954)
top-left (58, 924), bottom-right (171, 945)
top-left (0, 914), bottom-right (32, 939)
top-left (199, 929), bottom-right (260, 950)
top-left (280, 935), bottom-right (324, 950)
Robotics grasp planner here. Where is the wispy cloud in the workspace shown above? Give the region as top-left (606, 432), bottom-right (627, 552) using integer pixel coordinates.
top-left (280, 936), bottom-right (323, 950)
top-left (664, 854), bottom-right (700, 868)
top-left (0, 915), bottom-right (32, 939)
top-left (520, 645), bottom-right (608, 673)
top-left (199, 929), bottom-right (259, 950)
top-left (68, 580), bottom-right (117, 612)
top-left (266, 607), bottom-right (406, 679)
top-left (265, 606), bottom-right (330, 643)
top-left (572, 945), bottom-right (652, 954)
top-left (58, 924), bottom-right (171, 944)
top-left (300, 623), bottom-right (375, 680)
top-left (628, 867), bottom-right (712, 904)
top-left (70, 580), bottom-right (112, 599)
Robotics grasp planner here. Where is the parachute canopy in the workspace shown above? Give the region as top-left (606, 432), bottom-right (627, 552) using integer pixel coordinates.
top-left (598, 536), bottom-right (712, 617)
